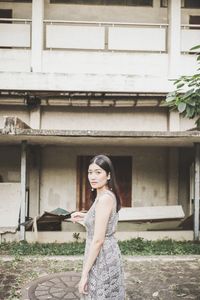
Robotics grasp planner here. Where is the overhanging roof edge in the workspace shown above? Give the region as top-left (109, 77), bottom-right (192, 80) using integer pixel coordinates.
top-left (1, 128), bottom-right (200, 138)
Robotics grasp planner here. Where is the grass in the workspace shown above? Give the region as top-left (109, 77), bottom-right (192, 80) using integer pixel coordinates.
top-left (1, 239), bottom-right (200, 299)
top-left (1, 238), bottom-right (200, 256)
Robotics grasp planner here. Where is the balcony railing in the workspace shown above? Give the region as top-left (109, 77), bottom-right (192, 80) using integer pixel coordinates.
top-left (0, 18), bottom-right (31, 48)
top-left (181, 24), bottom-right (200, 52)
top-left (0, 18), bottom-right (200, 53)
top-left (44, 20), bottom-right (168, 52)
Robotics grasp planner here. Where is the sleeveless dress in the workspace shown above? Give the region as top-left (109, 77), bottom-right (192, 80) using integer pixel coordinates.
top-left (82, 190), bottom-right (125, 300)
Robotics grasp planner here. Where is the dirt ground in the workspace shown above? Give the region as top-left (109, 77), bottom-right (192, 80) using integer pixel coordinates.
top-left (0, 255), bottom-right (200, 300)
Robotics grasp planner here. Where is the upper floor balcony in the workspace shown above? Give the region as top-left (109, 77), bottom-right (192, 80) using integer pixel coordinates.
top-left (0, 0), bottom-right (199, 93)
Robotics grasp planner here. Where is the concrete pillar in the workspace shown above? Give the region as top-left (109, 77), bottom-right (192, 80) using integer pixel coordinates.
top-left (194, 143), bottom-right (200, 241)
top-left (20, 141), bottom-right (27, 241)
top-left (168, 0), bottom-right (181, 78)
top-left (31, 0), bottom-right (44, 72)
top-left (168, 111), bottom-right (180, 131)
top-left (30, 106), bottom-right (41, 129)
top-left (29, 146), bottom-right (41, 217)
top-left (167, 148), bottom-right (179, 205)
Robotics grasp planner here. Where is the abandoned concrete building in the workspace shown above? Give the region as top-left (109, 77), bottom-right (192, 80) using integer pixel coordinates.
top-left (0, 0), bottom-right (200, 243)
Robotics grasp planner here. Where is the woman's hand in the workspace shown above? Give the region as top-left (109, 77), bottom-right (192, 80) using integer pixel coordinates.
top-left (78, 275), bottom-right (88, 295)
top-left (70, 211), bottom-right (85, 223)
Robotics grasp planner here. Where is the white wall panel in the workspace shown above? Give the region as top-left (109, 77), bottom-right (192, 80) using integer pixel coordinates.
top-left (108, 27), bottom-right (166, 51)
top-left (0, 49), bottom-right (31, 72)
top-left (0, 24), bottom-right (30, 47)
top-left (46, 24), bottom-right (105, 49)
top-left (181, 29), bottom-right (200, 52)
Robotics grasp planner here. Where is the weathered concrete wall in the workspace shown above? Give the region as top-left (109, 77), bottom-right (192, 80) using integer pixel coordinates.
top-left (180, 115), bottom-right (197, 131)
top-left (0, 50), bottom-right (31, 72)
top-left (0, 0), bottom-right (199, 24)
top-left (38, 145), bottom-right (180, 214)
top-left (0, 146), bottom-right (20, 182)
top-left (0, 2), bottom-right (32, 18)
top-left (41, 107), bottom-right (168, 131)
top-left (178, 147), bottom-right (194, 216)
top-left (0, 230), bottom-right (194, 243)
top-left (0, 104), bottom-right (197, 133)
top-left (42, 52), bottom-right (168, 76)
top-left (40, 146), bottom-right (77, 214)
top-left (44, 0), bottom-right (199, 24)
top-left (0, 144), bottom-right (191, 218)
top-left (132, 147), bottom-right (168, 207)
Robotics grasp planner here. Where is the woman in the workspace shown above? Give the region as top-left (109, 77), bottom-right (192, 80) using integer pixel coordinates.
top-left (71, 154), bottom-right (125, 299)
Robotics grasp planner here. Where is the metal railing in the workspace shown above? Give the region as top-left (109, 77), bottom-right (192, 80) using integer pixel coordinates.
top-left (44, 20), bottom-right (168, 52)
top-left (0, 18), bottom-right (199, 53)
top-left (0, 18), bottom-right (31, 23)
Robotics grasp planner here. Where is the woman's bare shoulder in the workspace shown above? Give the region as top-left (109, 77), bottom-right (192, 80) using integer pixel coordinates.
top-left (96, 191), bottom-right (116, 208)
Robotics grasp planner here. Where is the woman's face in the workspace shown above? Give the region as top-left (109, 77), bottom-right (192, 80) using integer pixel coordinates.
top-left (88, 163), bottom-right (109, 190)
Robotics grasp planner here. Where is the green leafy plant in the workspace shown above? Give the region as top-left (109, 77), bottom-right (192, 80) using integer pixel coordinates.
top-left (1, 238), bottom-right (200, 256)
top-left (165, 45), bottom-right (200, 128)
top-left (73, 232), bottom-right (80, 242)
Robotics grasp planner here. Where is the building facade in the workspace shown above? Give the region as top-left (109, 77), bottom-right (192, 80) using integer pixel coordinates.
top-left (0, 0), bottom-right (200, 242)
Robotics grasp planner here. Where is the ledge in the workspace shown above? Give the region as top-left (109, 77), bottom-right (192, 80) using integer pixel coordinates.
top-left (0, 128), bottom-right (200, 147)
top-left (0, 71), bottom-right (174, 93)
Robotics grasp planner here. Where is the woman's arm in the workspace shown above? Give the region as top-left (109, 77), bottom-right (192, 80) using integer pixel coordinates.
top-left (79, 194), bottom-right (115, 294)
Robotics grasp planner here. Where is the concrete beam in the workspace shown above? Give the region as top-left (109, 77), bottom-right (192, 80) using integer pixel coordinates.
top-left (0, 72), bottom-right (174, 93)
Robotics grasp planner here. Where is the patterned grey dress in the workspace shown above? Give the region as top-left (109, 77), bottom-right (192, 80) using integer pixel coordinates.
top-left (82, 190), bottom-right (125, 300)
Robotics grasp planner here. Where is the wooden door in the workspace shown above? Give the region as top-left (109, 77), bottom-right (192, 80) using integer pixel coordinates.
top-left (77, 156), bottom-right (132, 210)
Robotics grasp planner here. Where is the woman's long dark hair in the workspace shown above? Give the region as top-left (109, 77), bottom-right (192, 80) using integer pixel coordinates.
top-left (89, 154), bottom-right (121, 212)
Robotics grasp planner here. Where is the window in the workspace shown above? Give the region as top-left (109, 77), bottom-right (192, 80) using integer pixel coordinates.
top-left (185, 0), bottom-right (200, 8)
top-left (0, 1), bottom-right (31, 2)
top-left (50, 0), bottom-right (153, 6)
top-left (0, 9), bottom-right (12, 49)
top-left (189, 15), bottom-right (200, 29)
top-left (0, 9), bottom-right (12, 22)
top-left (161, 0), bottom-right (200, 8)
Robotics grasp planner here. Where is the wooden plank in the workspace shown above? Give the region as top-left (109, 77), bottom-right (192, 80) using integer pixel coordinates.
top-left (194, 143), bottom-right (200, 241)
top-left (118, 205), bottom-right (185, 221)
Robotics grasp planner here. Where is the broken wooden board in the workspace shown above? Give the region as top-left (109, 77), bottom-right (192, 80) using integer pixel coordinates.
top-left (0, 183), bottom-right (21, 233)
top-left (118, 205), bottom-right (185, 222)
top-left (22, 208), bottom-right (71, 231)
top-left (117, 220), bottom-right (182, 231)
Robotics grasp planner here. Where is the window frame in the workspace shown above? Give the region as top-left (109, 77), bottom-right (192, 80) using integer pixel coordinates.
top-left (160, 0), bottom-right (200, 8)
top-left (50, 0), bottom-right (153, 7)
